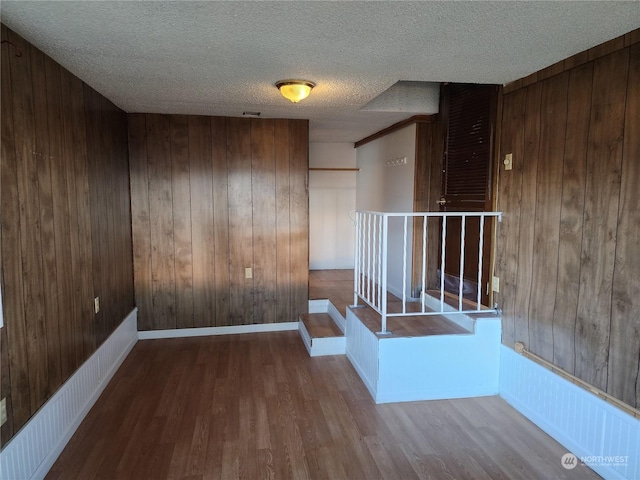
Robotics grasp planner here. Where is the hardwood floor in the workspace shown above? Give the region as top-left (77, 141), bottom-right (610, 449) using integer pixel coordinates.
top-left (309, 269), bottom-right (354, 317)
top-left (351, 304), bottom-right (468, 338)
top-left (311, 269), bottom-right (470, 337)
top-left (46, 332), bottom-right (600, 479)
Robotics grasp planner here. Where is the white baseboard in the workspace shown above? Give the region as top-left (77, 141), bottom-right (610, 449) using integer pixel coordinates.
top-left (500, 345), bottom-right (640, 480)
top-left (298, 320), bottom-right (313, 355)
top-left (0, 309), bottom-right (138, 480)
top-left (138, 321), bottom-right (299, 340)
top-left (309, 299), bottom-right (330, 313)
top-left (308, 336), bottom-right (346, 357)
top-left (327, 301), bottom-right (346, 333)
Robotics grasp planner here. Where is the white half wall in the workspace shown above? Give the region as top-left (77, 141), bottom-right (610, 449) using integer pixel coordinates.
top-left (309, 142), bottom-right (356, 270)
top-left (0, 309), bottom-right (138, 480)
top-left (376, 316), bottom-right (501, 403)
top-left (356, 124), bottom-right (416, 297)
top-left (500, 345), bottom-right (640, 480)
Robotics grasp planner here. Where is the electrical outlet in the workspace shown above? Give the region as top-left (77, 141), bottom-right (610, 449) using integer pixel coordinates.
top-left (94, 296), bottom-right (100, 314)
top-left (0, 398), bottom-right (7, 427)
top-left (492, 276), bottom-right (500, 293)
top-left (503, 153), bottom-right (513, 171)
top-left (245, 268), bottom-right (253, 279)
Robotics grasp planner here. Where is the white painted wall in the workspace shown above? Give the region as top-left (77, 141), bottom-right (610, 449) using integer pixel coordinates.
top-left (309, 143), bottom-right (356, 270)
top-left (356, 124), bottom-right (416, 298)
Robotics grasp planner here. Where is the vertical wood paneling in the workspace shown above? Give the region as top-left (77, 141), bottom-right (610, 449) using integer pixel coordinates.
top-left (609, 43), bottom-right (640, 408)
top-left (10, 29), bottom-right (50, 414)
top-left (513, 82), bottom-right (542, 346)
top-left (227, 117), bottom-right (254, 325)
top-left (128, 115), bottom-right (153, 330)
top-left (45, 55), bottom-right (75, 384)
top-left (31, 46), bottom-right (60, 398)
top-left (1, 25), bottom-right (134, 443)
top-left (189, 115), bottom-right (215, 328)
top-left (495, 88), bottom-right (526, 348)
top-left (110, 100), bottom-right (133, 331)
top-left (83, 86), bottom-right (104, 341)
top-left (274, 119), bottom-right (292, 323)
top-left (147, 114), bottom-right (176, 330)
top-left (211, 117), bottom-right (230, 326)
top-left (411, 121), bottom-right (442, 294)
top-left (498, 35), bottom-right (638, 408)
top-left (170, 116), bottom-right (193, 329)
top-left (289, 120), bottom-right (310, 317)
top-left (552, 63), bottom-right (593, 372)
top-left (129, 115), bottom-right (309, 330)
top-left (1, 26), bottom-right (31, 436)
top-left (575, 49), bottom-right (628, 392)
top-left (251, 119), bottom-right (277, 324)
top-left (527, 72), bottom-right (568, 361)
top-left (65, 73), bottom-right (95, 360)
top-left (59, 66), bottom-right (83, 375)
top-left (427, 121), bottom-right (444, 291)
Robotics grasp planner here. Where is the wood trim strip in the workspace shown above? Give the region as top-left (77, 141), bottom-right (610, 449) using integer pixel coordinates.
top-left (354, 114), bottom-right (435, 149)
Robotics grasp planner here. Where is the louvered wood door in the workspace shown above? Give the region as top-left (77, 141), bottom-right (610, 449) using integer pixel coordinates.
top-left (440, 84), bottom-right (498, 305)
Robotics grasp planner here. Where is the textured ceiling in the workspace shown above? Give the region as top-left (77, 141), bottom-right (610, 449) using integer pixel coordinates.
top-left (2, 1), bottom-right (639, 143)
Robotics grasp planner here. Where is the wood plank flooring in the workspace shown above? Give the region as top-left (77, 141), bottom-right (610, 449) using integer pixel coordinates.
top-left (311, 269), bottom-right (471, 338)
top-left (46, 332), bottom-right (600, 479)
top-left (351, 305), bottom-right (468, 338)
top-left (309, 269), bottom-right (354, 317)
top-left (300, 313), bottom-right (343, 338)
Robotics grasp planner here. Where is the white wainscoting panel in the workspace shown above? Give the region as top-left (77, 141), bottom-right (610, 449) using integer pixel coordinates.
top-left (345, 307), bottom-right (379, 399)
top-left (500, 345), bottom-right (640, 480)
top-left (376, 316), bottom-right (500, 403)
top-left (0, 309), bottom-right (138, 480)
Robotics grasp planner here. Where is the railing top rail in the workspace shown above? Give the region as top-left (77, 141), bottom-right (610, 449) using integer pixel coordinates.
top-left (357, 210), bottom-right (502, 219)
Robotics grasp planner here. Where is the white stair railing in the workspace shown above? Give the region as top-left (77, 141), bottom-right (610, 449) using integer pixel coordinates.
top-left (353, 211), bottom-right (502, 334)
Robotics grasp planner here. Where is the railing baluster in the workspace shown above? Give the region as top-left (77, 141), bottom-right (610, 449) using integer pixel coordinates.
top-left (440, 216), bottom-right (447, 312)
top-left (381, 214), bottom-right (389, 334)
top-left (422, 214), bottom-right (427, 313)
top-left (402, 216), bottom-right (407, 314)
top-left (477, 214), bottom-right (485, 308)
top-left (367, 213), bottom-right (373, 301)
top-left (352, 211), bottom-right (501, 322)
top-left (377, 215), bottom-right (382, 310)
top-left (358, 213), bottom-right (369, 296)
top-left (459, 215), bottom-right (466, 312)
top-left (354, 212), bottom-right (360, 306)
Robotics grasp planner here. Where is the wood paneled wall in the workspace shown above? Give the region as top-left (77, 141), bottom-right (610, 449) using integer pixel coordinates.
top-left (0, 25), bottom-right (135, 444)
top-left (495, 30), bottom-right (640, 408)
top-left (128, 114), bottom-right (309, 330)
top-left (411, 118), bottom-right (444, 295)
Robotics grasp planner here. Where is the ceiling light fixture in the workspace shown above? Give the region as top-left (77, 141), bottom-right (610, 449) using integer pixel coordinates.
top-left (275, 79), bottom-right (315, 103)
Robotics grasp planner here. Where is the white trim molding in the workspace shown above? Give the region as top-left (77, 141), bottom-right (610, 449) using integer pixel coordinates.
top-left (0, 308), bottom-right (139, 480)
top-left (500, 345), bottom-right (640, 480)
top-left (138, 321), bottom-right (299, 340)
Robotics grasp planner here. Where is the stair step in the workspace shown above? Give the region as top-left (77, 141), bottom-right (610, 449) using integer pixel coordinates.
top-left (300, 313), bottom-right (344, 339)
